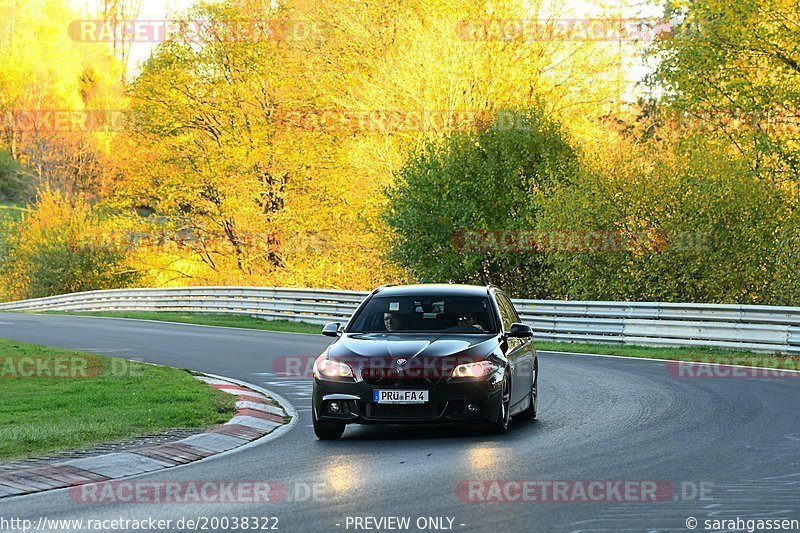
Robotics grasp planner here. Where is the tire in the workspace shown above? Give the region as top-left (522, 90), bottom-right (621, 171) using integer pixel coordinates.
top-left (491, 377), bottom-right (511, 434)
top-left (520, 358), bottom-right (538, 421)
top-left (313, 406), bottom-right (345, 440)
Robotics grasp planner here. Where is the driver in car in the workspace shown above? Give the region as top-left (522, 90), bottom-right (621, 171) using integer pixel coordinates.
top-left (384, 312), bottom-right (407, 331)
top-left (458, 313), bottom-right (486, 332)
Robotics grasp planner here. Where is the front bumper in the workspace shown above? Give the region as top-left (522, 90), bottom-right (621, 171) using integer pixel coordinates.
top-left (312, 373), bottom-right (505, 425)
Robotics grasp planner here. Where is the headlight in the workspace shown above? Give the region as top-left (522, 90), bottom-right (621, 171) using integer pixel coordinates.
top-left (451, 361), bottom-right (497, 379)
top-left (313, 357), bottom-right (354, 379)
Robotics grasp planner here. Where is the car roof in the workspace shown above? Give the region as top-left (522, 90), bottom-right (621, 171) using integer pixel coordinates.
top-left (373, 284), bottom-right (493, 298)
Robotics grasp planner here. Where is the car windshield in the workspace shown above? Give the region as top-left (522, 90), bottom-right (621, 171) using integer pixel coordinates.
top-left (347, 295), bottom-right (497, 333)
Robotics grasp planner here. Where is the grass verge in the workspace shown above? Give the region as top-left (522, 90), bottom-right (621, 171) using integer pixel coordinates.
top-left (54, 311), bottom-right (322, 334)
top-left (0, 339), bottom-right (235, 461)
top-left (534, 341), bottom-right (795, 366)
top-left (52, 311), bottom-right (797, 368)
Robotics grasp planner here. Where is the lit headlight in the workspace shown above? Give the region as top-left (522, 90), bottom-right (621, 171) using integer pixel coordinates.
top-left (451, 361), bottom-right (497, 379)
top-left (313, 356), bottom-right (355, 379)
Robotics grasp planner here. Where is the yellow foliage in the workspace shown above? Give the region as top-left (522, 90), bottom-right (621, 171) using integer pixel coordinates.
top-left (0, 186), bottom-right (140, 300)
top-left (0, 0), bottom-right (637, 293)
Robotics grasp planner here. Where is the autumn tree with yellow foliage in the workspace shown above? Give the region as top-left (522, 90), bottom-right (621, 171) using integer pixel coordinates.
top-left (2, 0), bottom-right (797, 305)
top-left (0, 0), bottom-right (125, 198)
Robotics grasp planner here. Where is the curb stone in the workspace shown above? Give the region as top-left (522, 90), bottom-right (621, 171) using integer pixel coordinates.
top-left (0, 374), bottom-right (290, 499)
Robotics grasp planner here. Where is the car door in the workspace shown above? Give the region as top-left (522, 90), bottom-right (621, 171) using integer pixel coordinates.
top-left (495, 291), bottom-right (532, 408)
top-left (505, 294), bottom-right (535, 401)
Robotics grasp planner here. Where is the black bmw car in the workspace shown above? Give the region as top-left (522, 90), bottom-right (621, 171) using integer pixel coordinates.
top-left (312, 284), bottom-right (538, 439)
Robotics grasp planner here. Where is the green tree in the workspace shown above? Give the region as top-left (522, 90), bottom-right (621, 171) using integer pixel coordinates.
top-left (541, 132), bottom-right (797, 304)
top-left (646, 0), bottom-right (800, 176)
top-left (383, 107), bottom-right (580, 297)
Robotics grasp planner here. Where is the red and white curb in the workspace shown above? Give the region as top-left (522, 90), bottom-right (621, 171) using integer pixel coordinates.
top-left (0, 375), bottom-right (291, 499)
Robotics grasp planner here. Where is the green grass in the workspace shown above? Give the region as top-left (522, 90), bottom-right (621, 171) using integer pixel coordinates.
top-left (0, 339), bottom-right (235, 460)
top-left (56, 311), bottom-right (323, 334)
top-left (53, 311), bottom-right (797, 368)
top-left (535, 341), bottom-right (796, 366)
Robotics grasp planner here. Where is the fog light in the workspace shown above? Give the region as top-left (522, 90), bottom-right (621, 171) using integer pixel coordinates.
top-left (329, 401), bottom-right (341, 414)
top-left (467, 404), bottom-right (479, 414)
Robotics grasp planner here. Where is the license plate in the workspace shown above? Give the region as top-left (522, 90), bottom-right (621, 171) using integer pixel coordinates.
top-left (373, 389), bottom-right (429, 404)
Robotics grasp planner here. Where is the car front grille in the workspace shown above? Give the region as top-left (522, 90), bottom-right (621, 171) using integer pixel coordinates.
top-left (362, 368), bottom-right (398, 386)
top-left (361, 402), bottom-right (444, 421)
top-left (361, 368), bottom-right (444, 386)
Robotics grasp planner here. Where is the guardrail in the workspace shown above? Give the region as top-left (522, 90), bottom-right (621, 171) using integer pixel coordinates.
top-left (0, 287), bottom-right (797, 354)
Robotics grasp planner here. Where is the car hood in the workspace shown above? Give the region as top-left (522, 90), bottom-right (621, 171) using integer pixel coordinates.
top-left (327, 333), bottom-right (499, 363)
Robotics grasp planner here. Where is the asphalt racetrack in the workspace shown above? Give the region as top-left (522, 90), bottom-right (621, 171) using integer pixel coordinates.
top-left (0, 313), bottom-right (798, 532)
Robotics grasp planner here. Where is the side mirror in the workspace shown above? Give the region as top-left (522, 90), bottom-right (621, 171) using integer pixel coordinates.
top-left (508, 323), bottom-right (533, 339)
top-left (322, 322), bottom-right (342, 337)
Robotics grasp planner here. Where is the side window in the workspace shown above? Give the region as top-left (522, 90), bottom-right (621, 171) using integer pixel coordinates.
top-left (497, 293), bottom-right (520, 331)
top-left (495, 293), bottom-right (514, 331)
top-left (501, 293), bottom-right (520, 323)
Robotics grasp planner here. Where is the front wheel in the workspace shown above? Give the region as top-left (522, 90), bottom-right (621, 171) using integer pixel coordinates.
top-left (491, 378), bottom-right (511, 434)
top-left (520, 358), bottom-right (538, 421)
top-left (313, 407), bottom-right (345, 440)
